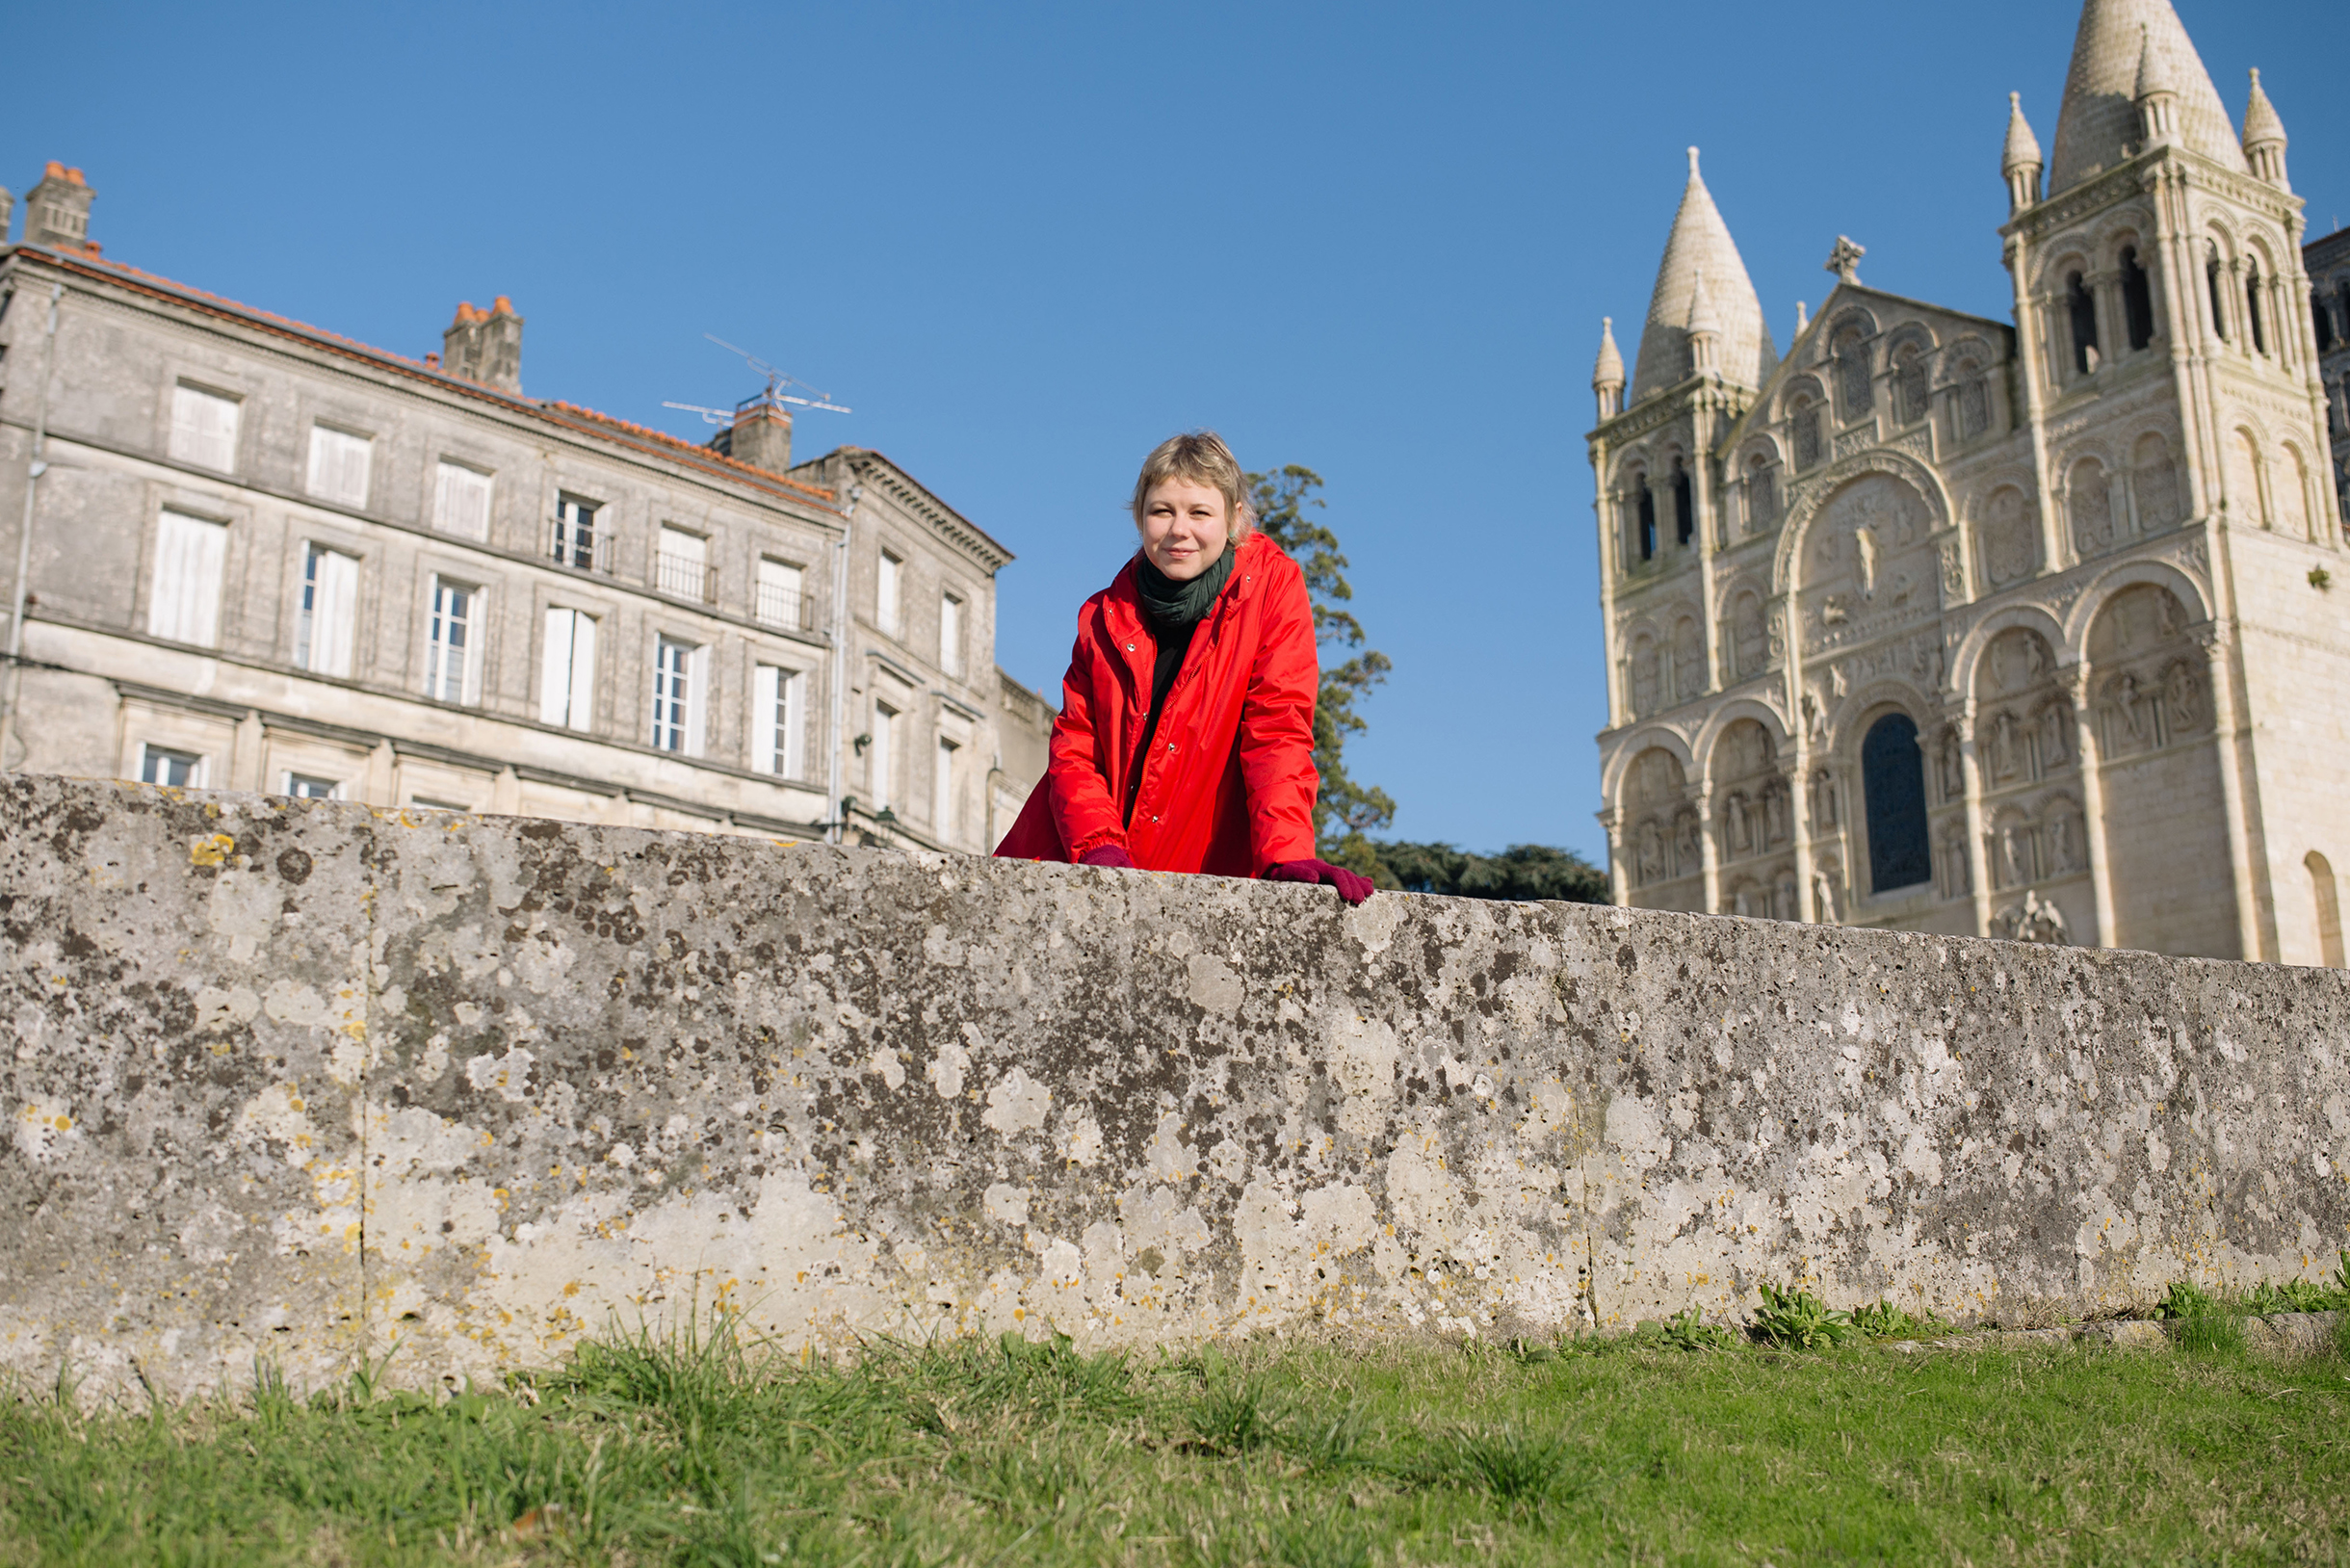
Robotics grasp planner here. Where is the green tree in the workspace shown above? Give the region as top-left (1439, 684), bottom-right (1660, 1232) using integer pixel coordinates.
top-left (1366, 841), bottom-right (1609, 904)
top-left (1246, 466), bottom-right (1393, 862)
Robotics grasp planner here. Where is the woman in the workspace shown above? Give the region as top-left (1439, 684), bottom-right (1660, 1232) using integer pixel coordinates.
top-left (994, 431), bottom-right (1373, 905)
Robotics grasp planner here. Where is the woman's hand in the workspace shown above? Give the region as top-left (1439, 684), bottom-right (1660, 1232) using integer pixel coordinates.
top-left (1079, 846), bottom-right (1137, 870)
top-left (1266, 859), bottom-right (1375, 906)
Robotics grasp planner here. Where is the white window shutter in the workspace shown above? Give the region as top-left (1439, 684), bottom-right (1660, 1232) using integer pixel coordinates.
top-left (753, 665), bottom-right (781, 774)
top-left (568, 612), bottom-right (596, 730)
top-left (539, 609), bottom-right (575, 725)
top-left (316, 549), bottom-right (358, 676)
top-left (151, 510), bottom-right (226, 646)
top-left (685, 644), bottom-right (709, 757)
top-left (784, 669), bottom-right (805, 779)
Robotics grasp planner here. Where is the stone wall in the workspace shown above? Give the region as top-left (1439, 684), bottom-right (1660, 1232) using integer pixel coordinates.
top-left (3, 775), bottom-right (2347, 1401)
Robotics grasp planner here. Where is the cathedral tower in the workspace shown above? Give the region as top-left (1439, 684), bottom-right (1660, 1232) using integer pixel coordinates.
top-left (1586, 0), bottom-right (2344, 963)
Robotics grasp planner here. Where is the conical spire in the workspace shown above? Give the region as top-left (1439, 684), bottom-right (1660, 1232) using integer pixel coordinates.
top-left (1592, 316), bottom-right (1624, 387)
top-left (1684, 269), bottom-right (1720, 337)
top-left (2049, 0), bottom-right (2243, 193)
top-left (2241, 67), bottom-right (2284, 149)
top-left (1592, 317), bottom-right (1626, 420)
top-left (1630, 147), bottom-right (1777, 400)
top-left (2241, 67), bottom-right (2287, 188)
top-left (2001, 92), bottom-right (2044, 176)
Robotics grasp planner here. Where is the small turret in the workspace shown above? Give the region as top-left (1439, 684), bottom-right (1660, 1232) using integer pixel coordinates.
top-left (2241, 68), bottom-right (2287, 190)
top-left (2133, 24), bottom-right (2179, 147)
top-left (2002, 93), bottom-right (2044, 215)
top-left (1592, 317), bottom-right (1626, 421)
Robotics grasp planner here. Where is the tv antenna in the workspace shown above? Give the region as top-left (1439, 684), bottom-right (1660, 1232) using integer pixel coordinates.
top-left (664, 335), bottom-right (852, 428)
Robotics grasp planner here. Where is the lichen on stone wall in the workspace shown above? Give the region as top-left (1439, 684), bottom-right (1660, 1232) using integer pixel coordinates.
top-left (2, 774), bottom-right (2347, 1401)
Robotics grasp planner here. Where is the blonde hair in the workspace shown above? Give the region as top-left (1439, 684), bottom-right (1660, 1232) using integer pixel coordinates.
top-left (1130, 431), bottom-right (1253, 539)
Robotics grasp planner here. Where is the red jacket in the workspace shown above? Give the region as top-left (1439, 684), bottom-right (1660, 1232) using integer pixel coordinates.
top-left (995, 531), bottom-right (1319, 876)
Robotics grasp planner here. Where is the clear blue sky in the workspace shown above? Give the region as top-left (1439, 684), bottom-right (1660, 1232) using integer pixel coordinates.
top-left (7, 2), bottom-right (2341, 862)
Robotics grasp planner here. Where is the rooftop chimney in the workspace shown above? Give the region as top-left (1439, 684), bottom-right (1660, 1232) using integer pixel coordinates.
top-left (25, 162), bottom-right (93, 252)
top-left (721, 393), bottom-right (794, 473)
top-left (442, 296), bottom-right (523, 394)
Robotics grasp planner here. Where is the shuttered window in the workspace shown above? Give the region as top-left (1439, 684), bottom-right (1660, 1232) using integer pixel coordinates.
top-left (169, 384), bottom-right (240, 471)
top-left (876, 551), bottom-right (901, 637)
top-left (754, 665), bottom-right (805, 778)
top-left (939, 593), bottom-right (962, 676)
top-left (538, 608), bottom-right (598, 730)
top-left (870, 701), bottom-right (897, 810)
top-left (652, 636), bottom-right (705, 754)
top-left (296, 544), bottom-right (359, 676)
top-left (434, 461), bottom-right (493, 539)
top-left (425, 577), bottom-right (482, 705)
top-left (148, 510), bottom-right (227, 646)
top-left (306, 425), bottom-right (374, 508)
top-left (934, 737), bottom-right (959, 843)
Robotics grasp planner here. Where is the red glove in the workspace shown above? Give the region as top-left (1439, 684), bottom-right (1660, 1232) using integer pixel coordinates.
top-left (1079, 846), bottom-right (1136, 870)
top-left (1266, 858), bottom-right (1375, 906)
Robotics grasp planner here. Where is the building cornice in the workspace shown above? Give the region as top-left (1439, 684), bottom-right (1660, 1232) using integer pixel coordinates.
top-left (0, 245), bottom-right (846, 514)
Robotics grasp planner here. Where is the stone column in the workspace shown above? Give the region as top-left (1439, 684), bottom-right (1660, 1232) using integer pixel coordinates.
top-left (1789, 765), bottom-right (1815, 924)
top-left (2063, 667), bottom-right (2116, 948)
top-left (1957, 706), bottom-right (1994, 936)
top-left (2196, 623), bottom-right (2265, 960)
top-left (229, 711), bottom-right (266, 795)
top-left (492, 766), bottom-right (522, 815)
top-left (2004, 229), bottom-right (2064, 578)
top-left (1691, 398), bottom-right (1722, 695)
top-left (1604, 811), bottom-right (1628, 907)
top-left (1696, 791), bottom-right (1720, 916)
top-left (362, 739), bottom-right (397, 808)
top-left (2090, 268), bottom-right (2125, 369)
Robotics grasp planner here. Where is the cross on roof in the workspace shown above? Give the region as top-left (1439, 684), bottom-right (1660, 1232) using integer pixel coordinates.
top-left (1824, 235), bottom-right (1866, 286)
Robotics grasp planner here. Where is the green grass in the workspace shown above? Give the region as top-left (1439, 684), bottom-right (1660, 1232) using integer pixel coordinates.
top-left (4, 1313), bottom-right (2348, 1566)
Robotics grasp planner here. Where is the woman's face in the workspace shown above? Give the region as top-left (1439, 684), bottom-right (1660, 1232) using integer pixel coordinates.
top-left (1137, 479), bottom-right (1232, 582)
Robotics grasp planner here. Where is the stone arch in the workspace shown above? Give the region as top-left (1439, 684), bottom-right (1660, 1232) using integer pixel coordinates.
top-left (2094, 210), bottom-right (2152, 270)
top-left (1826, 676), bottom-right (1931, 754)
top-left (2226, 424), bottom-right (2270, 527)
top-left (2307, 850), bottom-right (2344, 968)
top-left (1612, 743), bottom-right (1703, 907)
top-left (1771, 447), bottom-right (1952, 598)
top-left (2059, 558), bottom-right (2212, 650)
top-left (2128, 429), bottom-right (2183, 531)
top-left (2275, 439), bottom-right (2315, 541)
top-left (1692, 697), bottom-right (1791, 772)
top-left (1887, 329), bottom-right (1935, 426)
top-left (1821, 304), bottom-right (1879, 345)
top-left (1599, 725), bottom-right (1696, 802)
top-left (1949, 601), bottom-right (2071, 701)
top-left (2080, 580), bottom-right (2234, 956)
top-left (2035, 245), bottom-right (2097, 297)
top-left (2063, 451), bottom-right (2120, 557)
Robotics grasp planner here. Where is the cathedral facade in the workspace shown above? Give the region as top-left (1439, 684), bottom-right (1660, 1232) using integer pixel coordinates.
top-left (1585, 0), bottom-right (2345, 964)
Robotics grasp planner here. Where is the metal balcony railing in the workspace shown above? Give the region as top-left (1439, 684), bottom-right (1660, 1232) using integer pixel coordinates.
top-left (655, 551), bottom-right (718, 605)
top-left (755, 583), bottom-right (815, 633)
top-left (548, 517), bottom-right (612, 573)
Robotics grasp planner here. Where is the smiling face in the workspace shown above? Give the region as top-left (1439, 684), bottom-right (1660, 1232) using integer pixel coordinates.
top-left (1137, 478), bottom-right (1233, 582)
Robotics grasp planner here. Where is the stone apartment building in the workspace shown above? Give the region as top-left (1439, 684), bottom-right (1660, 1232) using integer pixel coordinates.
top-left (0, 163), bottom-right (1054, 851)
top-left (1585, 0), bottom-right (2346, 965)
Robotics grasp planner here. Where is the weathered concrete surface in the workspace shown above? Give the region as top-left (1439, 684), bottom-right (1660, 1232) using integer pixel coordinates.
top-left (3, 775), bottom-right (2347, 1399)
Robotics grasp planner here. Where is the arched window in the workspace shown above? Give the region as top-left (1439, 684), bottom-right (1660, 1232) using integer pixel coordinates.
top-left (1636, 481), bottom-right (1657, 562)
top-left (1861, 713), bottom-right (1932, 894)
top-left (1894, 345), bottom-right (1929, 425)
top-left (1955, 361), bottom-right (1989, 440)
top-left (1745, 455), bottom-right (1777, 529)
top-left (2245, 262), bottom-right (2267, 354)
top-left (2311, 850), bottom-right (2345, 968)
top-left (2067, 271), bottom-right (2100, 375)
top-left (1672, 458), bottom-right (1693, 546)
top-left (2121, 247), bottom-right (2155, 351)
top-left (1791, 395), bottom-right (1822, 469)
top-left (1834, 328), bottom-right (1871, 417)
top-left (2316, 288), bottom-right (2338, 353)
top-left (2206, 247), bottom-right (2229, 341)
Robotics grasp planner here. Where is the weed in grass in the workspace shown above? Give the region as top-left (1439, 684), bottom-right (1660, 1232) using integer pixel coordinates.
top-left (1286, 1398), bottom-right (1371, 1470)
top-left (1438, 1424), bottom-right (1585, 1507)
top-left (1266, 1506), bottom-right (1374, 1568)
top-left (1847, 1299), bottom-right (1944, 1340)
top-left (1753, 1283), bottom-right (1859, 1349)
top-left (1188, 1374), bottom-right (1286, 1454)
top-left (2156, 1279), bottom-right (2248, 1354)
top-left (1654, 1307), bottom-right (1739, 1352)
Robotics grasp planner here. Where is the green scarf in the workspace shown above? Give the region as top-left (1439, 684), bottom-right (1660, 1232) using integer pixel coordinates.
top-left (1133, 542), bottom-right (1236, 633)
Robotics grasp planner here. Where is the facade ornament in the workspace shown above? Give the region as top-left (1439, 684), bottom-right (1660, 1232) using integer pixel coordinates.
top-left (1994, 889), bottom-right (2071, 946)
top-left (1824, 235), bottom-right (1866, 286)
